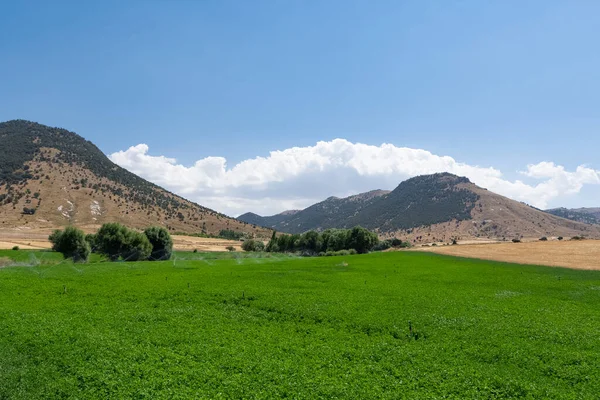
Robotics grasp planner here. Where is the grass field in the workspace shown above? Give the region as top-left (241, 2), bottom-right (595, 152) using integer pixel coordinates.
top-left (1, 250), bottom-right (599, 399)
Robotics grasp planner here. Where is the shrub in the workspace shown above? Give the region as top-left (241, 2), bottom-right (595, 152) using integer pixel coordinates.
top-left (321, 249), bottom-right (358, 257)
top-left (324, 229), bottom-right (349, 252)
top-left (557, 236), bottom-right (563, 241)
top-left (390, 238), bottom-right (403, 247)
top-left (539, 237), bottom-right (548, 241)
top-left (226, 246), bottom-right (235, 252)
top-left (242, 239), bottom-right (265, 252)
top-left (512, 239), bottom-right (521, 243)
top-left (193, 249), bottom-right (198, 253)
top-left (218, 230), bottom-right (244, 240)
top-left (346, 226), bottom-right (379, 254)
top-left (95, 223), bottom-right (151, 261)
top-left (12, 246), bottom-right (19, 251)
top-left (144, 226), bottom-right (173, 260)
top-left (122, 231), bottom-right (152, 261)
top-left (95, 223), bottom-right (129, 261)
top-left (373, 240), bottom-right (392, 252)
top-left (571, 235), bottom-right (584, 241)
top-left (49, 226), bottom-right (90, 262)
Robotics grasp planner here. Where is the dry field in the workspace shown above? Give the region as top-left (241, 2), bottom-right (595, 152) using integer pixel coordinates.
top-left (0, 228), bottom-right (243, 252)
top-left (416, 239), bottom-right (600, 270)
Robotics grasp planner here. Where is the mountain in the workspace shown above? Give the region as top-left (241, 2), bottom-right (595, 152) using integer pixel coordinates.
top-left (545, 207), bottom-right (600, 225)
top-left (237, 210), bottom-right (301, 227)
top-left (0, 120), bottom-right (271, 237)
top-left (240, 173), bottom-right (600, 243)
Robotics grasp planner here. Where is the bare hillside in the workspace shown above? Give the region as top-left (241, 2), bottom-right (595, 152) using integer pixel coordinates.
top-left (0, 120), bottom-right (271, 237)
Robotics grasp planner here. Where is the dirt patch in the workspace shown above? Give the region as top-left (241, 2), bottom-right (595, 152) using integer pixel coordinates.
top-left (0, 240), bottom-right (50, 250)
top-left (171, 235), bottom-right (244, 252)
top-left (413, 240), bottom-right (600, 270)
top-left (0, 229), bottom-right (244, 252)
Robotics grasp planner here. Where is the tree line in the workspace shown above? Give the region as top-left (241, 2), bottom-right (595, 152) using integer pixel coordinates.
top-left (49, 223), bottom-right (173, 263)
top-left (241, 226), bottom-right (410, 256)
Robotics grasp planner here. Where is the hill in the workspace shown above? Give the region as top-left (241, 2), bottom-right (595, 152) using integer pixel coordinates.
top-left (546, 207), bottom-right (600, 225)
top-left (0, 120), bottom-right (271, 237)
top-left (237, 210), bottom-right (301, 228)
top-left (240, 173), bottom-right (600, 243)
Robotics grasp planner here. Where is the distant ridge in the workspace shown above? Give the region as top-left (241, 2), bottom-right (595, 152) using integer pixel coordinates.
top-left (546, 207), bottom-right (600, 225)
top-left (0, 120), bottom-right (271, 237)
top-left (240, 173), bottom-right (600, 243)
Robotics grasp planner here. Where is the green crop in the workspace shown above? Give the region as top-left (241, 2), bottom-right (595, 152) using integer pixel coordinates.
top-left (0, 250), bottom-right (599, 398)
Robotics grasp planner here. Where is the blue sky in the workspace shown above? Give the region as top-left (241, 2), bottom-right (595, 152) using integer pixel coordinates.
top-left (2, 1), bottom-right (600, 215)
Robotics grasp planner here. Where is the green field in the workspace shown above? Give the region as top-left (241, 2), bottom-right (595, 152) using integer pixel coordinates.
top-left (1, 250), bottom-right (599, 399)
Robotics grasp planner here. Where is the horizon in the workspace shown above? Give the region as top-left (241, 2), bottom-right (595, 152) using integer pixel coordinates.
top-left (2, 1), bottom-right (600, 216)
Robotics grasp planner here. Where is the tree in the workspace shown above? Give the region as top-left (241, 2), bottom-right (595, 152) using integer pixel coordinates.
top-left (242, 239), bottom-right (265, 252)
top-left (347, 226), bottom-right (379, 254)
top-left (265, 231), bottom-right (278, 252)
top-left (95, 223), bottom-right (129, 261)
top-left (95, 223), bottom-right (151, 261)
top-left (326, 229), bottom-right (349, 252)
top-left (122, 231), bottom-right (152, 261)
top-left (298, 230), bottom-right (322, 254)
top-left (49, 226), bottom-right (90, 262)
top-left (144, 226), bottom-right (173, 260)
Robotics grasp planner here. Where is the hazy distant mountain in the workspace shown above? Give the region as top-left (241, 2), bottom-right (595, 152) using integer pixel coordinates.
top-left (0, 120), bottom-right (271, 237)
top-left (545, 207), bottom-right (600, 225)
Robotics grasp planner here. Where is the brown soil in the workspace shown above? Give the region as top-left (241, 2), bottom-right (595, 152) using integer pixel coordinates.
top-left (0, 228), bottom-right (245, 252)
top-left (414, 239), bottom-right (600, 270)
top-left (386, 183), bottom-right (600, 245)
top-left (0, 151), bottom-right (272, 238)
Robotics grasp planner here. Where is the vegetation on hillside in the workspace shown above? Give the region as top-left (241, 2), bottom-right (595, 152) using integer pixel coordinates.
top-left (546, 207), bottom-right (600, 225)
top-left (241, 173), bottom-right (479, 234)
top-left (237, 210), bottom-right (303, 229)
top-left (0, 120), bottom-right (246, 228)
top-left (0, 120), bottom-right (183, 211)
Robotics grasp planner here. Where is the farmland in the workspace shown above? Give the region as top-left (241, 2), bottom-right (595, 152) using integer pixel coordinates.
top-left (0, 228), bottom-right (243, 252)
top-left (1, 250), bottom-right (599, 398)
top-left (417, 240), bottom-right (600, 270)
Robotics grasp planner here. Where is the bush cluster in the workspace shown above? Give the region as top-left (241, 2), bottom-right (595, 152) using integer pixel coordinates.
top-left (372, 238), bottom-right (412, 251)
top-left (262, 226), bottom-right (379, 256)
top-left (241, 239), bottom-right (265, 252)
top-left (49, 223), bottom-right (172, 263)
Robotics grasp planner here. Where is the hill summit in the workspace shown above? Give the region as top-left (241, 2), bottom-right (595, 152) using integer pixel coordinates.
top-left (0, 120), bottom-right (271, 237)
top-left (240, 173), bottom-right (600, 243)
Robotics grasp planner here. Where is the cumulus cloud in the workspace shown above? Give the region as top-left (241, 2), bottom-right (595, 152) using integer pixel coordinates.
top-left (109, 139), bottom-right (600, 216)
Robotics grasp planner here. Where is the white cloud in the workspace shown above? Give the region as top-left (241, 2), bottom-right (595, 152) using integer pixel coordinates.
top-left (109, 139), bottom-right (600, 216)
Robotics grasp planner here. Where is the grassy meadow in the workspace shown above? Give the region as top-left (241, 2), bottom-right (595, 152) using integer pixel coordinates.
top-left (0, 249), bottom-right (599, 398)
